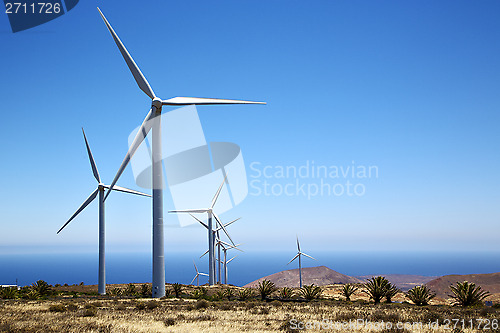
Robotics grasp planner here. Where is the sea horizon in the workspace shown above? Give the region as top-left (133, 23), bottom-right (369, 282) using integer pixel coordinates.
top-left (1, 250), bottom-right (499, 288)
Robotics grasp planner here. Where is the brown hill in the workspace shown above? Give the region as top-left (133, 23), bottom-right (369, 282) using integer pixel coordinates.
top-left (244, 266), bottom-right (363, 288)
top-left (426, 272), bottom-right (500, 299)
top-left (356, 274), bottom-right (437, 291)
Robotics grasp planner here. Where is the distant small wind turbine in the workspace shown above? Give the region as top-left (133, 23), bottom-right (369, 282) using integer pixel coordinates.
top-left (57, 129), bottom-right (151, 295)
top-left (191, 261), bottom-right (208, 286)
top-left (169, 176), bottom-right (235, 285)
top-left (219, 241), bottom-right (243, 285)
top-left (287, 236), bottom-right (316, 288)
top-left (192, 213), bottom-right (240, 284)
top-left (222, 255), bottom-right (238, 285)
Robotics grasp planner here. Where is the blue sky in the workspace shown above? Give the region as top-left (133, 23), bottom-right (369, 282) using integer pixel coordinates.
top-left (0, 0), bottom-right (499, 258)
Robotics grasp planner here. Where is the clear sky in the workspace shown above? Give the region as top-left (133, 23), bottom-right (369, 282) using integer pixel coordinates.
top-left (0, 0), bottom-right (499, 256)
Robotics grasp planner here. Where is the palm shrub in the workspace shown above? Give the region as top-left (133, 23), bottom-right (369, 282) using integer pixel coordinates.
top-left (238, 288), bottom-right (253, 301)
top-left (363, 276), bottom-right (391, 304)
top-left (385, 284), bottom-right (400, 303)
top-left (25, 288), bottom-right (40, 300)
top-left (140, 284), bottom-right (151, 297)
top-left (172, 283), bottom-right (183, 298)
top-left (279, 287), bottom-right (295, 299)
top-left (223, 288), bottom-right (234, 301)
top-left (406, 285), bottom-right (435, 306)
top-left (31, 280), bottom-right (51, 297)
top-left (125, 283), bottom-right (137, 296)
top-left (341, 284), bottom-right (358, 302)
top-left (1, 287), bottom-right (18, 299)
top-left (449, 281), bottom-right (490, 307)
top-left (193, 287), bottom-right (208, 300)
top-left (299, 284), bottom-right (322, 300)
top-left (110, 287), bottom-right (123, 296)
top-left (257, 280), bottom-right (277, 301)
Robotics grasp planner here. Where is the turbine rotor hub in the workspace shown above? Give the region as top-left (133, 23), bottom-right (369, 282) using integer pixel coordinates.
top-left (152, 97), bottom-right (162, 110)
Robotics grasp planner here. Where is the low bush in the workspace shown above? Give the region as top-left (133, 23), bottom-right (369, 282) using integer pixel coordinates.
top-left (48, 304), bottom-right (66, 312)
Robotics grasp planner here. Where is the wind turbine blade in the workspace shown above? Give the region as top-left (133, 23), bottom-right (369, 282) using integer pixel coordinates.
top-left (108, 185), bottom-right (151, 197)
top-left (188, 213), bottom-right (208, 229)
top-left (296, 235), bottom-right (301, 252)
top-left (193, 260), bottom-right (199, 273)
top-left (104, 108), bottom-right (154, 201)
top-left (57, 189), bottom-right (99, 234)
top-left (219, 240), bottom-right (244, 252)
top-left (215, 217), bottom-right (241, 231)
top-left (211, 174), bottom-right (228, 209)
top-left (287, 253), bottom-right (300, 265)
top-left (162, 97), bottom-right (266, 106)
top-left (213, 212), bottom-right (234, 246)
top-left (301, 252), bottom-right (316, 260)
top-left (227, 255), bottom-right (237, 264)
top-left (190, 275), bottom-right (197, 285)
top-left (199, 273), bottom-right (209, 277)
top-left (169, 209), bottom-right (209, 214)
top-left (82, 128), bottom-right (100, 183)
top-left (97, 8), bottom-right (156, 99)
top-left (200, 249), bottom-right (209, 258)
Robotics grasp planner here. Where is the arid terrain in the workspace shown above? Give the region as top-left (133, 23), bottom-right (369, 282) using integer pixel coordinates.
top-left (1, 282), bottom-right (500, 332)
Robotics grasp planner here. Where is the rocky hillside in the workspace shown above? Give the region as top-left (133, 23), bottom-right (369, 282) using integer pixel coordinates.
top-left (425, 272), bottom-right (500, 299)
top-left (244, 266), bottom-right (363, 288)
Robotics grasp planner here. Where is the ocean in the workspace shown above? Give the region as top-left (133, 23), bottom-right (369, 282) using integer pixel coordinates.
top-left (1, 250), bottom-right (499, 287)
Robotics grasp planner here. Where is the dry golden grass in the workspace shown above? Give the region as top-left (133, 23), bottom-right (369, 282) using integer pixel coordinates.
top-left (1, 295), bottom-right (499, 332)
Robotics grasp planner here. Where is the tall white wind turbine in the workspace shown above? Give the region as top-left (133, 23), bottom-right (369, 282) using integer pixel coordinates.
top-left (57, 129), bottom-right (150, 295)
top-left (191, 261), bottom-right (208, 286)
top-left (169, 178), bottom-right (236, 285)
top-left (97, 8), bottom-right (265, 297)
top-left (287, 236), bottom-right (316, 288)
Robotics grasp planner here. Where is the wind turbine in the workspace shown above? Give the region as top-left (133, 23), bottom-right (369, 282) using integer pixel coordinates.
top-left (97, 8), bottom-right (265, 297)
top-left (57, 128), bottom-right (150, 295)
top-left (223, 255), bottom-right (238, 285)
top-left (287, 236), bottom-right (316, 288)
top-left (191, 261), bottom-right (208, 286)
top-left (169, 177), bottom-right (236, 285)
top-left (192, 214), bottom-right (240, 284)
top-left (219, 241), bottom-right (243, 285)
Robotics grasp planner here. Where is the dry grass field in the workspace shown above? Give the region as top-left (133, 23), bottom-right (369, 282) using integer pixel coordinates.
top-left (1, 283), bottom-right (499, 332)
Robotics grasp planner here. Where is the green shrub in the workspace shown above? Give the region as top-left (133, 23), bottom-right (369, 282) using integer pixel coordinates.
top-left (141, 284), bottom-right (151, 297)
top-left (0, 287), bottom-right (18, 299)
top-left (279, 287), bottom-right (294, 299)
top-left (194, 299), bottom-right (209, 309)
top-left (172, 283), bottom-right (182, 298)
top-left (193, 287), bottom-right (208, 300)
top-left (67, 303), bottom-right (78, 311)
top-left (385, 284), bottom-right (400, 303)
top-left (223, 288), bottom-right (234, 301)
top-left (299, 284), bottom-right (322, 300)
top-left (135, 302), bottom-right (146, 310)
top-left (31, 280), bottom-right (52, 297)
top-left (341, 284), bottom-right (358, 302)
top-left (49, 304), bottom-right (66, 312)
top-left (449, 281), bottom-right (490, 307)
top-left (257, 280), bottom-right (277, 301)
top-left (406, 285), bottom-right (436, 306)
top-left (82, 308), bottom-right (96, 317)
top-left (125, 283), bottom-right (137, 296)
top-left (146, 300), bottom-right (159, 310)
top-left (363, 276), bottom-right (391, 304)
top-left (238, 288), bottom-right (253, 301)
